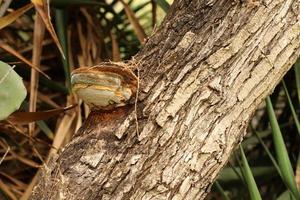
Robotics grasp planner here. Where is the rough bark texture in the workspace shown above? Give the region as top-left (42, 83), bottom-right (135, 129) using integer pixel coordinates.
top-left (31, 0), bottom-right (300, 199)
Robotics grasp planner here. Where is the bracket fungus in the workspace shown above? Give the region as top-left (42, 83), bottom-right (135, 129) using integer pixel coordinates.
top-left (71, 62), bottom-right (138, 110)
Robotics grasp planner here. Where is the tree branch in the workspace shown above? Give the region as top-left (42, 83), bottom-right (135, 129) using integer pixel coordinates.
top-left (31, 0), bottom-right (300, 199)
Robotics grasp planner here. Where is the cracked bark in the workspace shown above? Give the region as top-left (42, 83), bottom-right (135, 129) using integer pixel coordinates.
top-left (30, 0), bottom-right (300, 199)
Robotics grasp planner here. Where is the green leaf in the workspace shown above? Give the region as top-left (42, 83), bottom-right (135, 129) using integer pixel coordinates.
top-left (55, 8), bottom-right (71, 92)
top-left (219, 166), bottom-right (276, 182)
top-left (282, 80), bottom-right (300, 136)
top-left (253, 128), bottom-right (296, 198)
top-left (36, 120), bottom-right (54, 140)
top-left (242, 128), bottom-right (272, 147)
top-left (239, 145), bottom-right (262, 200)
top-left (277, 190), bottom-right (295, 200)
top-left (155, 0), bottom-right (170, 12)
top-left (0, 61), bottom-right (27, 120)
top-left (254, 130), bottom-right (282, 176)
top-left (266, 97), bottom-right (300, 199)
top-left (214, 181), bottom-right (230, 200)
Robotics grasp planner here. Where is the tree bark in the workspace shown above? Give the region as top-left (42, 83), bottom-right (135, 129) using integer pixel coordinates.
top-left (31, 0), bottom-right (300, 199)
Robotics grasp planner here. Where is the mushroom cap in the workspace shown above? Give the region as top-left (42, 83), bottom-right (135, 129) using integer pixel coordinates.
top-left (71, 62), bottom-right (137, 110)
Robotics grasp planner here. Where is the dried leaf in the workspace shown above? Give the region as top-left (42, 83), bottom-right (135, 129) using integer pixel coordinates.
top-left (0, 42), bottom-right (50, 78)
top-left (151, 0), bottom-right (157, 27)
top-left (0, 3), bottom-right (33, 29)
top-left (0, 179), bottom-right (17, 200)
top-left (31, 0), bottom-right (65, 58)
top-left (0, 172), bottom-right (26, 188)
top-left (20, 173), bottom-right (38, 200)
top-left (29, 14), bottom-right (45, 136)
top-left (31, 0), bottom-right (43, 5)
top-left (7, 105), bottom-right (76, 124)
top-left (10, 151), bottom-right (41, 168)
top-left (0, 139), bottom-right (10, 165)
top-left (0, 0), bottom-right (13, 17)
top-left (111, 32), bottom-right (121, 61)
top-left (50, 107), bottom-right (76, 154)
top-left (119, 0), bottom-right (147, 44)
top-left (49, 96), bottom-right (78, 156)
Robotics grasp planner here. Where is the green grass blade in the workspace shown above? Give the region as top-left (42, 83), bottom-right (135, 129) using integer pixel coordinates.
top-left (214, 181), bottom-right (230, 200)
top-left (295, 154), bottom-right (300, 200)
top-left (20, 101), bottom-right (55, 140)
top-left (254, 130), bottom-right (282, 176)
top-left (40, 75), bottom-right (68, 94)
top-left (282, 80), bottom-right (300, 136)
top-left (239, 145), bottom-right (262, 200)
top-left (155, 0), bottom-right (170, 13)
top-left (219, 166), bottom-right (276, 182)
top-left (9, 67), bottom-right (68, 94)
top-left (234, 153), bottom-right (247, 184)
top-left (55, 8), bottom-right (71, 92)
top-left (242, 129), bottom-right (271, 147)
top-left (254, 128), bottom-right (296, 198)
top-left (266, 97), bottom-right (300, 199)
top-left (293, 58), bottom-right (300, 103)
top-left (277, 190), bottom-right (295, 200)
top-left (36, 121), bottom-right (54, 140)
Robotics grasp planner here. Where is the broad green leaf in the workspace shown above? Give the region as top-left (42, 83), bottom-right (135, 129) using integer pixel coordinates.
top-left (0, 61), bottom-right (27, 120)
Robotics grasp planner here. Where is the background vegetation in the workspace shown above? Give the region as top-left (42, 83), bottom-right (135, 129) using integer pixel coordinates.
top-left (0, 0), bottom-right (299, 199)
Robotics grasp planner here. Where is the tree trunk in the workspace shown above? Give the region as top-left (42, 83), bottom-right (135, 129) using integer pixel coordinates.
top-left (31, 0), bottom-right (300, 199)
